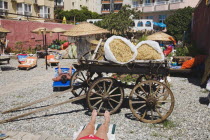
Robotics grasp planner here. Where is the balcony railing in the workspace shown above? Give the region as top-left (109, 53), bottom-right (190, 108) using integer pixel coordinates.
top-left (17, 11), bottom-right (32, 16)
top-left (0, 9), bottom-right (8, 16)
top-left (38, 13), bottom-right (50, 18)
top-left (132, 0), bottom-right (183, 8)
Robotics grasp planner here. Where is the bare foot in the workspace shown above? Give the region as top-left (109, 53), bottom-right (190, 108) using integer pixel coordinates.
top-left (91, 109), bottom-right (97, 123)
top-left (104, 110), bottom-right (110, 124)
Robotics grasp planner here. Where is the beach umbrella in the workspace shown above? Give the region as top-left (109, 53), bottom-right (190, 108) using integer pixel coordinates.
top-left (51, 27), bottom-right (66, 41)
top-left (147, 32), bottom-right (174, 41)
top-left (31, 27), bottom-right (52, 70)
top-left (62, 22), bottom-right (109, 58)
top-left (0, 26), bottom-right (10, 33)
top-left (62, 22), bottom-right (109, 37)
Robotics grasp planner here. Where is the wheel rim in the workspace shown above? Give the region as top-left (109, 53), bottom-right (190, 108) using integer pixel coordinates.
top-left (71, 70), bottom-right (89, 97)
top-left (129, 80), bottom-right (175, 123)
top-left (87, 77), bottom-right (124, 116)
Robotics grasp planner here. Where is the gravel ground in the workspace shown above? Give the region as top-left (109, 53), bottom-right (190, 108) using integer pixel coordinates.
top-left (0, 59), bottom-right (210, 140)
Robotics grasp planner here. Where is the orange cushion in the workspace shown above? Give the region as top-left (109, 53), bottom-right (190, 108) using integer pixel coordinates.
top-left (181, 58), bottom-right (195, 69)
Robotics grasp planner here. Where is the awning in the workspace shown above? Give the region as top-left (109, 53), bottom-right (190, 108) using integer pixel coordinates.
top-left (153, 22), bottom-right (166, 28)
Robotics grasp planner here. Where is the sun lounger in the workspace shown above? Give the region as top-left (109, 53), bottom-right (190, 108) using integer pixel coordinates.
top-left (52, 67), bottom-right (76, 91)
top-left (17, 57), bottom-right (37, 70)
top-left (73, 124), bottom-right (116, 140)
top-left (17, 54), bottom-right (28, 64)
top-left (46, 55), bottom-right (59, 67)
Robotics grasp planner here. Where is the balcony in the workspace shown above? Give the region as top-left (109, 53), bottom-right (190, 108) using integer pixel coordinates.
top-left (132, 0), bottom-right (184, 12)
top-left (0, 9), bottom-right (9, 16)
top-left (114, 0), bottom-right (123, 3)
top-left (17, 11), bottom-right (32, 16)
top-left (102, 0), bottom-right (110, 4)
top-left (101, 9), bottom-right (110, 14)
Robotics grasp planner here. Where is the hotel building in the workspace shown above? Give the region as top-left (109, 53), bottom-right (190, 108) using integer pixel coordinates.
top-left (0, 0), bottom-right (54, 19)
top-left (131, 0), bottom-right (200, 23)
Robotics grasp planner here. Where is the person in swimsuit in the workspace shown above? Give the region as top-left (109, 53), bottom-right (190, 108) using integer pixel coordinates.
top-left (76, 110), bottom-right (110, 140)
top-left (52, 65), bottom-right (72, 84)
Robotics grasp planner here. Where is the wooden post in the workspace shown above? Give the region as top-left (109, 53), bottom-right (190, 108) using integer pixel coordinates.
top-left (91, 39), bottom-right (102, 60)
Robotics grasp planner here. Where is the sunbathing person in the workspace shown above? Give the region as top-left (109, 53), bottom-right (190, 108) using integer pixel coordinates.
top-left (76, 110), bottom-right (110, 140)
top-left (52, 65), bottom-right (72, 83)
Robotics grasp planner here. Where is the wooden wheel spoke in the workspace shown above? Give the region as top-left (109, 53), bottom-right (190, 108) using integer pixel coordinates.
top-left (134, 92), bottom-right (146, 100)
top-left (109, 87), bottom-right (118, 95)
top-left (90, 97), bottom-right (102, 100)
top-left (157, 92), bottom-right (168, 99)
top-left (109, 94), bottom-right (121, 97)
top-left (81, 72), bottom-right (86, 81)
top-left (158, 99), bottom-right (171, 103)
top-left (103, 81), bottom-right (107, 92)
top-left (108, 100), bottom-right (114, 109)
top-left (78, 87), bottom-right (85, 95)
top-left (151, 109), bottom-right (154, 120)
top-left (109, 98), bottom-right (119, 104)
top-left (90, 91), bottom-right (102, 97)
top-left (136, 104), bottom-right (146, 112)
top-left (132, 101), bottom-right (146, 104)
top-left (78, 77), bottom-right (85, 82)
top-left (93, 99), bottom-right (102, 107)
top-left (157, 105), bottom-right (168, 111)
top-left (107, 81), bottom-right (113, 93)
top-left (98, 102), bottom-right (104, 113)
top-left (149, 81), bottom-right (152, 94)
top-left (141, 109), bottom-right (147, 119)
top-left (154, 85), bottom-right (161, 95)
top-left (155, 107), bottom-right (163, 118)
top-left (96, 84), bottom-right (103, 93)
top-left (139, 85), bottom-right (147, 96)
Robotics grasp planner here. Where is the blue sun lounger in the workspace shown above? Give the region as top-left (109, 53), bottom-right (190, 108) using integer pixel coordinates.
top-left (52, 67), bottom-right (76, 91)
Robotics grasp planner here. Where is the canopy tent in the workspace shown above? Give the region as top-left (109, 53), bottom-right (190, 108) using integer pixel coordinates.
top-left (153, 22), bottom-right (167, 28)
top-left (31, 27), bottom-right (52, 70)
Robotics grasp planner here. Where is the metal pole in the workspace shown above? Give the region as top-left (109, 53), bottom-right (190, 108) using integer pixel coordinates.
top-left (44, 28), bottom-right (48, 70)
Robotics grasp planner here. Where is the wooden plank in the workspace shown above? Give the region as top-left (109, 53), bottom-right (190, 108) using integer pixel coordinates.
top-left (2, 88), bottom-right (73, 114)
top-left (91, 39), bottom-right (102, 60)
top-left (0, 94), bottom-right (86, 124)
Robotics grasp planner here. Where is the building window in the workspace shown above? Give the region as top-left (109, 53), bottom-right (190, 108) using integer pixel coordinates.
top-left (72, 2), bottom-right (74, 7)
top-left (145, 21), bottom-right (151, 27)
top-left (17, 3), bottom-right (32, 16)
top-left (114, 4), bottom-right (122, 10)
top-left (146, 16), bottom-right (153, 20)
top-left (159, 15), bottom-right (166, 23)
top-left (39, 6), bottom-right (50, 18)
top-left (0, 1), bottom-right (8, 15)
top-left (137, 21), bottom-right (143, 27)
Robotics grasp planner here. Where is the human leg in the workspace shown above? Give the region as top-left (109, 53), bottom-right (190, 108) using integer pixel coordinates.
top-left (95, 110), bottom-right (110, 140)
top-left (76, 110), bottom-right (97, 140)
top-left (58, 65), bottom-right (62, 75)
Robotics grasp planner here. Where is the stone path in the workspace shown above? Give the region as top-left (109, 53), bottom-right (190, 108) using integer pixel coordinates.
top-left (0, 131), bottom-right (72, 140)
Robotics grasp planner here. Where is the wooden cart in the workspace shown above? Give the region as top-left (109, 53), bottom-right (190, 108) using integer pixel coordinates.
top-left (70, 51), bottom-right (174, 123)
top-left (0, 51), bottom-right (174, 124)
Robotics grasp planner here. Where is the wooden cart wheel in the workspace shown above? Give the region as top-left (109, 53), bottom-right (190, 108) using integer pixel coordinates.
top-left (129, 80), bottom-right (174, 123)
top-left (71, 70), bottom-right (90, 97)
top-left (87, 77), bottom-right (124, 116)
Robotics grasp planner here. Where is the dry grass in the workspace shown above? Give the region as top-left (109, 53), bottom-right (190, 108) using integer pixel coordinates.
top-left (136, 44), bottom-right (161, 60)
top-left (110, 39), bottom-right (134, 62)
